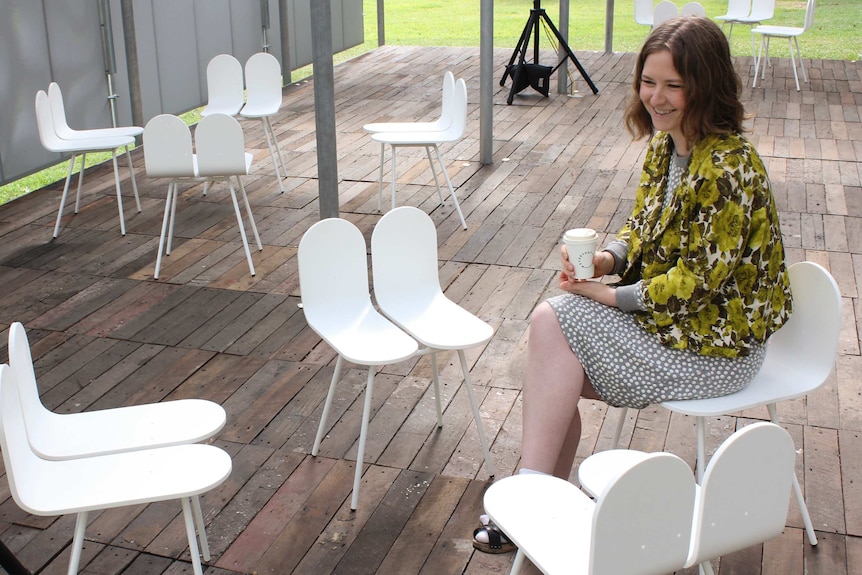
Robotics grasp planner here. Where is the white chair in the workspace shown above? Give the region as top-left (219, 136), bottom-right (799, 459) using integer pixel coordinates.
top-left (652, 0), bottom-right (680, 28)
top-left (634, 0), bottom-right (655, 28)
top-left (143, 113), bottom-right (261, 279)
top-left (734, 0), bottom-right (776, 55)
top-left (484, 452), bottom-right (697, 575)
top-left (752, 0), bottom-right (817, 91)
top-left (578, 422), bottom-right (796, 575)
top-left (715, 0), bottom-right (752, 40)
top-left (239, 52), bottom-right (287, 193)
top-left (34, 90), bottom-right (139, 238)
top-left (370, 78), bottom-right (469, 229)
top-left (0, 364), bottom-right (232, 575)
top-left (363, 71), bottom-right (456, 134)
top-left (371, 206), bottom-right (496, 478)
top-left (681, 2), bottom-right (706, 17)
top-left (596, 260), bottom-right (841, 547)
top-left (201, 54), bottom-right (245, 117)
top-left (7, 321), bottom-right (227, 459)
top-left (298, 217), bottom-right (419, 510)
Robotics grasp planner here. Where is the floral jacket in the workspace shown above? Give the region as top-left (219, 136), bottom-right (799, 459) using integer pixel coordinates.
top-left (616, 131), bottom-right (792, 358)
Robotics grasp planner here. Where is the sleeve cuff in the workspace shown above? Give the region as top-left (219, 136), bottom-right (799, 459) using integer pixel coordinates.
top-left (616, 281), bottom-right (646, 313)
top-left (603, 240), bottom-right (628, 276)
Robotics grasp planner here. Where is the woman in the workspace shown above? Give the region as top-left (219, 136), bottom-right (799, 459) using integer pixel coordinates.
top-left (473, 16), bottom-right (791, 553)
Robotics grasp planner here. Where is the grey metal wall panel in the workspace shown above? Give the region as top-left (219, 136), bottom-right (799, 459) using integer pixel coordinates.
top-left (151, 1), bottom-right (201, 114)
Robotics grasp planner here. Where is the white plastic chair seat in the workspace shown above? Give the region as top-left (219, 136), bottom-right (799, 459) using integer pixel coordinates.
top-left (313, 307), bottom-right (419, 366)
top-left (380, 293), bottom-right (493, 350)
top-left (48, 83), bottom-right (143, 140)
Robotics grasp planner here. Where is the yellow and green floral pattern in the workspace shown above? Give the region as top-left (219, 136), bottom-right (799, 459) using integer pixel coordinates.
top-left (617, 132), bottom-right (792, 358)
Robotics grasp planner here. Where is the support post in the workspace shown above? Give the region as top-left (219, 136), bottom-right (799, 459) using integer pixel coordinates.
top-left (310, 0), bottom-right (339, 219)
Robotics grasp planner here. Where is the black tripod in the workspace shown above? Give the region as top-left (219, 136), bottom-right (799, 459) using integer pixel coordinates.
top-left (501, 0), bottom-right (599, 104)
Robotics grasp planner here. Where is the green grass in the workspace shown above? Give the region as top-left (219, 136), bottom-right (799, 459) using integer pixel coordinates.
top-left (4, 0), bottom-right (858, 204)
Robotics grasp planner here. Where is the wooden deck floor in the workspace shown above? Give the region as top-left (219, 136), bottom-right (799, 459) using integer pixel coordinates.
top-left (0, 45), bottom-right (860, 575)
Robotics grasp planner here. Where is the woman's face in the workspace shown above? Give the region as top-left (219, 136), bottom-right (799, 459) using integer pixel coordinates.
top-left (640, 49), bottom-right (688, 152)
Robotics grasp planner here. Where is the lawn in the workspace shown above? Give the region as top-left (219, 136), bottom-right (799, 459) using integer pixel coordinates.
top-left (3, 0), bottom-right (859, 204)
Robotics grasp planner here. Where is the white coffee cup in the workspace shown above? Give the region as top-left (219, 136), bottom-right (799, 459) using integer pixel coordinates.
top-left (563, 228), bottom-right (599, 280)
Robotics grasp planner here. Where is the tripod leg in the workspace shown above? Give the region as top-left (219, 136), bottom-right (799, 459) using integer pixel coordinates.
top-left (501, 11), bottom-right (536, 86)
top-left (540, 13), bottom-right (599, 94)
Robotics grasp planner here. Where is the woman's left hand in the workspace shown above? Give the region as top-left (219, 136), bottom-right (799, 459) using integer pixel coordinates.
top-left (558, 272), bottom-right (618, 308)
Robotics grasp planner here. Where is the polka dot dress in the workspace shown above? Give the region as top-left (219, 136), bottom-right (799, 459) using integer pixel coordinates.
top-left (546, 293), bottom-right (765, 409)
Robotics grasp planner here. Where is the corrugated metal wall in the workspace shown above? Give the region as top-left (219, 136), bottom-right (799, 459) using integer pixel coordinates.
top-left (0, 0), bottom-right (364, 186)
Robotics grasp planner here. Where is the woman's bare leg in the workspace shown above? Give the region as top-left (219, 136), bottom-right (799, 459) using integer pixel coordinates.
top-left (519, 301), bottom-right (599, 478)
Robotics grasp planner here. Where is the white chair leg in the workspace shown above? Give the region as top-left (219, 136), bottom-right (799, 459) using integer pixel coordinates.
top-left (458, 350), bottom-right (496, 478)
top-left (110, 151), bottom-right (127, 236)
top-left (68, 511), bottom-right (88, 575)
top-left (377, 143), bottom-right (386, 212)
top-left (260, 118), bottom-right (285, 193)
top-left (768, 404), bottom-right (818, 545)
top-left (312, 355), bottom-right (344, 456)
top-left (793, 37), bottom-right (808, 84)
top-left (509, 548), bottom-right (527, 575)
top-left (267, 116), bottom-right (288, 176)
top-left (752, 35), bottom-right (764, 88)
top-left (696, 416), bottom-right (706, 481)
top-left (53, 155), bottom-right (77, 238)
top-left (612, 407), bottom-right (627, 448)
top-left (432, 145), bottom-right (468, 229)
top-left (352, 366), bottom-right (377, 510)
top-left (181, 497), bottom-right (204, 575)
top-left (424, 145), bottom-right (447, 206)
top-left (74, 152), bottom-right (87, 213)
top-left (191, 494), bottom-right (211, 561)
top-left (228, 180), bottom-right (256, 276)
top-left (390, 146), bottom-right (398, 211)
top-left (237, 177), bottom-right (262, 250)
top-left (166, 182), bottom-right (179, 255)
top-left (154, 182), bottom-right (175, 280)
top-left (430, 351), bottom-right (444, 428)
top-left (124, 144), bottom-right (141, 212)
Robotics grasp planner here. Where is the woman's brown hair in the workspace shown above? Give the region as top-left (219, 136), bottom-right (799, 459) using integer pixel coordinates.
top-left (624, 16), bottom-right (745, 144)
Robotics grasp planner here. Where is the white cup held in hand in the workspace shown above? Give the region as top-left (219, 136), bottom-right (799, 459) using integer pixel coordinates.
top-left (563, 228), bottom-right (598, 280)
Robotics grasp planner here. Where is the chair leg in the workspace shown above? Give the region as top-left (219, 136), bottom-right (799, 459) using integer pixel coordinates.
top-left (68, 511), bottom-right (88, 575)
top-left (227, 179), bottom-right (256, 276)
top-left (793, 36), bottom-right (808, 84)
top-left (611, 407), bottom-right (627, 448)
top-left (74, 152), bottom-right (87, 214)
top-left (124, 144), bottom-right (141, 212)
top-left (110, 151), bottom-right (127, 236)
top-left (312, 355), bottom-right (344, 456)
top-left (191, 494), bottom-right (210, 561)
top-left (430, 352), bottom-right (444, 428)
top-left (431, 145), bottom-right (468, 229)
top-left (509, 548), bottom-right (527, 575)
top-left (266, 116), bottom-right (289, 177)
top-left (768, 404), bottom-right (818, 545)
top-left (458, 349), bottom-right (496, 478)
top-left (390, 146), bottom-right (398, 211)
top-left (260, 118), bottom-right (286, 193)
top-left (352, 366), bottom-right (377, 510)
top-left (695, 416), bottom-right (707, 481)
top-left (752, 35), bottom-right (764, 88)
top-left (377, 143), bottom-right (386, 212)
top-left (53, 155), bottom-right (78, 238)
top-left (424, 145), bottom-right (447, 206)
top-left (166, 182), bottom-right (179, 255)
top-left (237, 177), bottom-right (263, 250)
top-left (181, 497), bottom-right (204, 575)
top-left (154, 182), bottom-right (176, 280)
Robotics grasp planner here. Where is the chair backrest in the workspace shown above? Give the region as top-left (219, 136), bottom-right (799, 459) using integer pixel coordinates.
top-left (143, 114), bottom-right (195, 178)
top-left (195, 113), bottom-right (248, 177)
top-left (371, 206), bottom-right (442, 307)
top-left (244, 52), bottom-right (283, 114)
top-left (653, 0), bottom-right (679, 26)
top-left (634, 0), bottom-right (654, 26)
top-left (298, 217), bottom-right (376, 336)
top-left (757, 261), bottom-right (841, 395)
top-left (722, 0), bottom-right (752, 19)
top-left (34, 90), bottom-right (64, 151)
top-left (6, 322), bottom-right (54, 446)
top-left (0, 364), bottom-right (50, 515)
top-left (438, 78), bottom-right (468, 141)
top-left (437, 71), bottom-right (456, 131)
top-left (688, 422), bottom-right (796, 565)
top-left (47, 82), bottom-right (77, 139)
top-left (802, 0), bottom-right (816, 31)
top-left (205, 54), bottom-right (244, 115)
top-left (591, 452), bottom-right (696, 574)
top-left (681, 2), bottom-right (706, 17)
top-left (746, 0), bottom-right (775, 21)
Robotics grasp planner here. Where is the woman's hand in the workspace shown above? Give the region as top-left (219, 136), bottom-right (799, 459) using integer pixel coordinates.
top-left (559, 246), bottom-right (618, 307)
